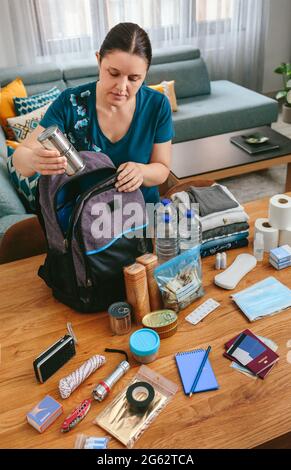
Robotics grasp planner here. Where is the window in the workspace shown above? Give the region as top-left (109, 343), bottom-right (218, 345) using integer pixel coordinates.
top-left (31, 0), bottom-right (241, 56)
top-left (34, 0), bottom-right (94, 55)
top-left (196, 0), bottom-right (232, 22)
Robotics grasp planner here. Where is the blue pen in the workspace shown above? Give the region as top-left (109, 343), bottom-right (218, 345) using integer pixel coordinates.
top-left (189, 346), bottom-right (211, 397)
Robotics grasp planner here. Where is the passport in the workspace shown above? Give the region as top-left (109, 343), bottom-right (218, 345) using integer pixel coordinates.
top-left (224, 329), bottom-right (279, 378)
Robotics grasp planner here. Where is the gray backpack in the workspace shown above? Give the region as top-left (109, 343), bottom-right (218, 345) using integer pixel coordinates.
top-left (36, 151), bottom-right (149, 312)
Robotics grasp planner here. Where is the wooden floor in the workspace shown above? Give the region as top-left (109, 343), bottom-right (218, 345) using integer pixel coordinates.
top-left (1, 194), bottom-right (291, 449)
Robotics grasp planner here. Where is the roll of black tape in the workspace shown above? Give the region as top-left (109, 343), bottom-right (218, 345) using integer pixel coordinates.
top-left (126, 381), bottom-right (155, 412)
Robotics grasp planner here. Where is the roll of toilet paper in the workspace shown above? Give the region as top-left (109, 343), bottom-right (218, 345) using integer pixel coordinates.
top-left (279, 227), bottom-right (291, 246)
top-left (268, 194), bottom-right (291, 230)
top-left (254, 218), bottom-right (279, 252)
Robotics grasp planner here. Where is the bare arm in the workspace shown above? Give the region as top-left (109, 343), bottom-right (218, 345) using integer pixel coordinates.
top-left (12, 125), bottom-right (67, 177)
top-left (139, 140), bottom-right (171, 186)
top-left (116, 140), bottom-right (172, 192)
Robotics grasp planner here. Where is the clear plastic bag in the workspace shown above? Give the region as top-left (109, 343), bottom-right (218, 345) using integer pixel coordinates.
top-left (94, 365), bottom-right (178, 448)
top-left (154, 245), bottom-right (204, 312)
top-left (74, 433), bottom-right (110, 449)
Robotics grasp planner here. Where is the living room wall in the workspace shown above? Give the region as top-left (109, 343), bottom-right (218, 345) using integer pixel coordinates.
top-left (262, 0), bottom-right (291, 94)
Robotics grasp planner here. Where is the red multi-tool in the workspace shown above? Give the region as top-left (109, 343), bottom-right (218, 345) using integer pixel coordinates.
top-left (61, 398), bottom-right (92, 432)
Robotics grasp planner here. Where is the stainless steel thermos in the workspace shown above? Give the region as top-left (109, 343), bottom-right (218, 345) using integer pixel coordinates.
top-left (37, 125), bottom-right (85, 176)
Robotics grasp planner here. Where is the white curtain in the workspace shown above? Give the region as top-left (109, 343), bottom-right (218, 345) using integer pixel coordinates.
top-left (105, 0), bottom-right (270, 91)
top-left (0, 0), bottom-right (40, 68)
top-left (0, 0), bottom-right (269, 90)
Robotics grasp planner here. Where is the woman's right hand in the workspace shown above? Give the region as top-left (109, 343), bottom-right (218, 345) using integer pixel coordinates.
top-left (28, 146), bottom-right (67, 175)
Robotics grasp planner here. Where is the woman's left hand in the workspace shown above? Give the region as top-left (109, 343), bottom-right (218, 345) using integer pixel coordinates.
top-left (115, 162), bottom-right (144, 192)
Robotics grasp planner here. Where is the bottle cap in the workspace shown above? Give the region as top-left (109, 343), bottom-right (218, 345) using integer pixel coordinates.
top-left (161, 198), bottom-right (171, 206)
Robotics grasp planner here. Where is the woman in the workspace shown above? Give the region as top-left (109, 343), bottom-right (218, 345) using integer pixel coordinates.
top-left (13, 22), bottom-right (174, 204)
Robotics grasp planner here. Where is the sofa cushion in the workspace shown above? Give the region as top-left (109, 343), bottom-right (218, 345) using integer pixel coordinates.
top-left (151, 46), bottom-right (200, 65)
top-left (146, 58), bottom-right (210, 99)
top-left (7, 103), bottom-right (50, 142)
top-left (0, 63), bottom-right (66, 97)
top-left (6, 152), bottom-right (40, 211)
top-left (0, 78), bottom-right (27, 140)
top-left (0, 126), bottom-right (7, 159)
top-left (0, 63), bottom-right (63, 87)
top-left (13, 87), bottom-right (60, 115)
top-left (148, 80), bottom-right (178, 112)
top-left (62, 59), bottom-right (99, 88)
top-left (0, 156), bottom-right (27, 216)
top-left (172, 80), bottom-right (279, 142)
top-left (62, 59), bottom-right (99, 82)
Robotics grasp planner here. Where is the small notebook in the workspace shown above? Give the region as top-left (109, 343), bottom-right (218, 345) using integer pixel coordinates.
top-left (175, 349), bottom-right (219, 395)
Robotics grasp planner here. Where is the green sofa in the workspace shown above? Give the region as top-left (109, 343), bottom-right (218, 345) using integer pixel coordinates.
top-left (0, 46), bottom-right (278, 262)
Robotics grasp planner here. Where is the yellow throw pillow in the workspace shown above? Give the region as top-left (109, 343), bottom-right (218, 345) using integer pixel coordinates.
top-left (0, 78), bottom-right (27, 139)
top-left (148, 80), bottom-right (178, 112)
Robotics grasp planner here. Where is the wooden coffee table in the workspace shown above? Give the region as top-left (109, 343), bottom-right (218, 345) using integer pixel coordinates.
top-left (1, 194), bottom-right (291, 449)
top-left (169, 126), bottom-right (291, 191)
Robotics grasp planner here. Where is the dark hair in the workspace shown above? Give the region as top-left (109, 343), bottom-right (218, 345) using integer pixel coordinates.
top-left (99, 22), bottom-right (152, 70)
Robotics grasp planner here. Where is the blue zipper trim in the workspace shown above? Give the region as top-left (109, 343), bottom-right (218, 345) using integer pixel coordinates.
top-left (86, 223), bottom-right (148, 255)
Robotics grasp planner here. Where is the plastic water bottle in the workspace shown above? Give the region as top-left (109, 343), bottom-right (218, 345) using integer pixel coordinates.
top-left (155, 199), bottom-right (174, 221)
top-left (155, 199), bottom-right (179, 263)
top-left (179, 209), bottom-right (202, 253)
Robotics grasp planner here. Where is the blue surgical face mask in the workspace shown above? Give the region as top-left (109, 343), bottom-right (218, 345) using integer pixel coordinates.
top-left (231, 276), bottom-right (291, 321)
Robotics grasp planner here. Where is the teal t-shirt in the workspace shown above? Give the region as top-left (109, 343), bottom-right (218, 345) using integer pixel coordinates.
top-left (40, 81), bottom-right (174, 203)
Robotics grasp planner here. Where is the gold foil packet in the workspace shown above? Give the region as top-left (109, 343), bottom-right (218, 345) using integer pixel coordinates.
top-left (94, 365), bottom-right (178, 448)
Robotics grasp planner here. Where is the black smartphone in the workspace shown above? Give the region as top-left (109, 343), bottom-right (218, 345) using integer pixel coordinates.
top-left (33, 334), bottom-right (76, 383)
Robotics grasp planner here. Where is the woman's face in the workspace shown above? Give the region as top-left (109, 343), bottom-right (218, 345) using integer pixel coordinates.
top-left (97, 50), bottom-right (148, 107)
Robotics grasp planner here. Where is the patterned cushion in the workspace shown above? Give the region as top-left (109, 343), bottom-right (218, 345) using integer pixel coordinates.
top-left (13, 86), bottom-right (61, 115)
top-left (7, 147), bottom-right (40, 211)
top-left (0, 78), bottom-right (27, 139)
top-left (7, 103), bottom-right (50, 142)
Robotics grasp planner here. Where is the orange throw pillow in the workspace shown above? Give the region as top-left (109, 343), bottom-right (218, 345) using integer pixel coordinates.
top-left (0, 78), bottom-right (27, 140)
top-left (148, 80), bottom-right (178, 112)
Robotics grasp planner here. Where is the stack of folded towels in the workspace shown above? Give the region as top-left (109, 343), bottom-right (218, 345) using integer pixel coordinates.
top-left (171, 183), bottom-right (249, 257)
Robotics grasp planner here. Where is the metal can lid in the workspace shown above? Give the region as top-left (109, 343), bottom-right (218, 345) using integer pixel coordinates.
top-left (108, 302), bottom-right (131, 318)
top-left (142, 310), bottom-right (177, 329)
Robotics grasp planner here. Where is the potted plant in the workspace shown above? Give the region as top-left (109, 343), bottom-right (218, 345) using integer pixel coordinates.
top-left (274, 62), bottom-right (291, 123)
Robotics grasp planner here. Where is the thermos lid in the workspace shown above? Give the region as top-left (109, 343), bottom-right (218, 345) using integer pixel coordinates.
top-left (129, 328), bottom-right (160, 356)
top-left (37, 125), bottom-right (58, 142)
